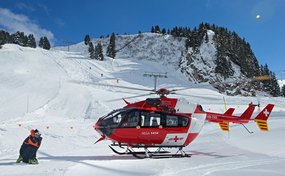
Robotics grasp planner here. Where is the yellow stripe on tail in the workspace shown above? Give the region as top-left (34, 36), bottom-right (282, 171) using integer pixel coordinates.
top-left (254, 104), bottom-right (274, 132)
top-left (254, 119), bottom-right (268, 131)
top-left (219, 122), bottom-right (229, 131)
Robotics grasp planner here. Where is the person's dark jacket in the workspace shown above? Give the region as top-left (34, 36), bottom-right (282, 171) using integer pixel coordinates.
top-left (19, 130), bottom-right (42, 163)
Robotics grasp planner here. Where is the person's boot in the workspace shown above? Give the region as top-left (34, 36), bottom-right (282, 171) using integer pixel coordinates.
top-left (34, 158), bottom-right (39, 164)
top-left (28, 158), bottom-right (39, 164)
top-left (16, 156), bottom-right (23, 163)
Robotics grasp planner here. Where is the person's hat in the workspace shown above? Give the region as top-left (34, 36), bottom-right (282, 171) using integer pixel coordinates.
top-left (34, 129), bottom-right (41, 137)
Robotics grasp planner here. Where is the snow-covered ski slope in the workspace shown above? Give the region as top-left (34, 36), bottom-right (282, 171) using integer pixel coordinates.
top-left (0, 44), bottom-right (285, 176)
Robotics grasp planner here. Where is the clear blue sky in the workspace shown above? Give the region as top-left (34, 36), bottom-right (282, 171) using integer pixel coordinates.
top-left (0, 0), bottom-right (284, 78)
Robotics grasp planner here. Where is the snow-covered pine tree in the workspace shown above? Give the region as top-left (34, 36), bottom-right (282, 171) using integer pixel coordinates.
top-left (95, 43), bottom-right (104, 61)
top-left (11, 31), bottom-right (26, 46)
top-left (0, 30), bottom-right (11, 45)
top-left (154, 25), bottom-right (161, 33)
top-left (106, 33), bottom-right (116, 59)
top-left (215, 51), bottom-right (234, 79)
top-left (151, 26), bottom-right (155, 33)
top-left (205, 32), bottom-right (209, 43)
top-left (89, 42), bottom-right (95, 59)
top-left (43, 37), bottom-right (51, 50)
top-left (39, 37), bottom-right (51, 50)
top-left (281, 85), bottom-right (285, 97)
top-left (260, 64), bottom-right (281, 96)
top-left (269, 72), bottom-right (281, 97)
top-left (38, 37), bottom-right (44, 48)
top-left (27, 34), bottom-right (36, 48)
top-left (84, 35), bottom-right (90, 45)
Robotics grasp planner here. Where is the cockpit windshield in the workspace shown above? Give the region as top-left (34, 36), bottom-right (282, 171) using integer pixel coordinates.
top-left (101, 108), bottom-right (130, 126)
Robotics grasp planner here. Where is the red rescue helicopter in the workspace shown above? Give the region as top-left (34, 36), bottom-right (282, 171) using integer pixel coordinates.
top-left (84, 81), bottom-right (275, 159)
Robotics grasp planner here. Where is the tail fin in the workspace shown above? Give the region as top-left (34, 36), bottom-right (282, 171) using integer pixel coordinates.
top-left (254, 104), bottom-right (274, 131)
top-left (240, 103), bottom-right (255, 122)
top-left (224, 108), bottom-right (235, 116)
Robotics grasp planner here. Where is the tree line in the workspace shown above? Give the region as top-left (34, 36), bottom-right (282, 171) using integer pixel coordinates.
top-left (84, 33), bottom-right (116, 61)
top-left (150, 23), bottom-right (282, 97)
top-left (0, 30), bottom-right (51, 50)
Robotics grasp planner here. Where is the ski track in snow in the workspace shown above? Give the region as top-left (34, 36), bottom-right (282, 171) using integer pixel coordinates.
top-left (0, 44), bottom-right (285, 176)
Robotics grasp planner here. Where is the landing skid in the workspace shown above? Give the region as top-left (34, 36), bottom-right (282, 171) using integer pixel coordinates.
top-left (128, 148), bottom-right (191, 159)
top-left (109, 145), bottom-right (169, 155)
top-left (109, 145), bottom-right (191, 159)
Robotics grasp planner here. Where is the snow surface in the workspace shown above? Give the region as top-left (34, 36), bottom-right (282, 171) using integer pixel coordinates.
top-left (278, 80), bottom-right (285, 88)
top-left (1, 44), bottom-right (285, 176)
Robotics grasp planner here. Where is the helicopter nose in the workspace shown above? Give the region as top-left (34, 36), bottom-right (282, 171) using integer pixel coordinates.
top-left (93, 119), bottom-right (103, 135)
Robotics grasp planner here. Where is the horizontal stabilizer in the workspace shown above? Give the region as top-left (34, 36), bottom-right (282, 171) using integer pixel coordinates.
top-left (219, 122), bottom-right (229, 131)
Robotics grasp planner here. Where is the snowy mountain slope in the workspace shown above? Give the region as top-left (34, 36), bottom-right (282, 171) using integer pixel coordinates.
top-left (180, 30), bottom-right (243, 83)
top-left (0, 44), bottom-right (285, 176)
top-left (56, 33), bottom-right (186, 69)
top-left (57, 31), bottom-right (263, 96)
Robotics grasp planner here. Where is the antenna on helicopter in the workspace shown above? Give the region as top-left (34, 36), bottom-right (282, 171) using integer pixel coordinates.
top-left (143, 72), bottom-right (167, 91)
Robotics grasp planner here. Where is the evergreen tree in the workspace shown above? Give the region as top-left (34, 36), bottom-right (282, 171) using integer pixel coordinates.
top-left (215, 52), bottom-right (234, 79)
top-left (0, 30), bottom-right (11, 45)
top-left (171, 26), bottom-right (178, 36)
top-left (260, 64), bottom-right (281, 96)
top-left (39, 37), bottom-right (44, 48)
top-left (151, 26), bottom-right (154, 33)
top-left (260, 64), bottom-right (271, 92)
top-left (186, 28), bottom-right (201, 50)
top-left (281, 85), bottom-right (285, 97)
top-left (43, 37), bottom-right (51, 50)
top-left (88, 42), bottom-right (95, 59)
top-left (154, 25), bottom-right (161, 33)
top-left (84, 34), bottom-right (91, 45)
top-left (23, 35), bottom-right (28, 47)
top-left (11, 31), bottom-right (26, 46)
top-left (269, 73), bottom-right (281, 97)
top-left (95, 43), bottom-right (104, 61)
top-left (205, 32), bottom-right (209, 43)
top-left (27, 34), bottom-right (36, 48)
top-left (38, 37), bottom-right (51, 50)
top-left (106, 33), bottom-right (116, 58)
top-left (1, 30), bottom-right (36, 49)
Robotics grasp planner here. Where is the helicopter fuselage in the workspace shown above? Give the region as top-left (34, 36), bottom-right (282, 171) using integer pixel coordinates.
top-left (94, 97), bottom-right (206, 147)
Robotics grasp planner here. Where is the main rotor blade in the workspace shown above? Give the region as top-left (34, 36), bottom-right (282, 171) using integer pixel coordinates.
top-left (106, 93), bottom-right (156, 102)
top-left (168, 83), bottom-right (212, 93)
top-left (253, 75), bottom-right (272, 81)
top-left (171, 92), bottom-right (223, 101)
top-left (168, 87), bottom-right (190, 93)
top-left (223, 75), bottom-right (272, 84)
top-left (71, 80), bottom-right (154, 92)
top-left (170, 92), bottom-right (200, 98)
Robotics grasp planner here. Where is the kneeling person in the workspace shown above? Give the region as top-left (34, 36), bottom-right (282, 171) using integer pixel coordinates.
top-left (16, 129), bottom-right (42, 164)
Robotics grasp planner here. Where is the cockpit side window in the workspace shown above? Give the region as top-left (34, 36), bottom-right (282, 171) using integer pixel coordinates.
top-left (166, 115), bottom-right (178, 127)
top-left (180, 116), bottom-right (189, 127)
top-left (120, 110), bottom-right (140, 128)
top-left (113, 113), bottom-right (122, 124)
top-left (140, 111), bottom-right (150, 127)
top-left (149, 114), bottom-right (160, 127)
top-left (140, 111), bottom-right (161, 127)
top-left (165, 115), bottom-right (189, 127)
